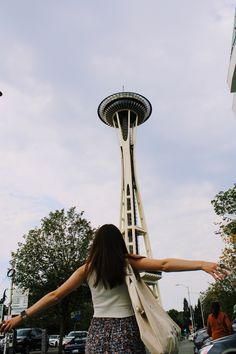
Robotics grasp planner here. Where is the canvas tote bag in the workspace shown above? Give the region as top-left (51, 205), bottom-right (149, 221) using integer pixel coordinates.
top-left (126, 264), bottom-right (181, 354)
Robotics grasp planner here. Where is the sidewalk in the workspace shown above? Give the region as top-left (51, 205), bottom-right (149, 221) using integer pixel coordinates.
top-left (178, 339), bottom-right (194, 354)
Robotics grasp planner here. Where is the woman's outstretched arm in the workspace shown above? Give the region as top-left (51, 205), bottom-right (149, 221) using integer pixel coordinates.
top-left (0, 264), bottom-right (86, 333)
top-left (128, 257), bottom-right (228, 280)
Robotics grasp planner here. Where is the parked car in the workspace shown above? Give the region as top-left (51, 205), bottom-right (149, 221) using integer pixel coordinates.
top-left (63, 336), bottom-right (87, 354)
top-left (188, 332), bottom-right (195, 341)
top-left (193, 328), bottom-right (210, 354)
top-left (0, 335), bottom-right (5, 353)
top-left (67, 331), bottom-right (88, 338)
top-left (15, 327), bottom-right (48, 354)
top-left (199, 333), bottom-right (236, 354)
top-left (233, 323), bottom-right (236, 332)
top-left (49, 334), bottom-right (60, 347)
top-left (63, 331), bottom-right (88, 347)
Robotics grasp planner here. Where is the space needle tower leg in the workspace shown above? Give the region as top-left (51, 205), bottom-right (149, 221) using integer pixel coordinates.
top-left (98, 92), bottom-right (161, 302)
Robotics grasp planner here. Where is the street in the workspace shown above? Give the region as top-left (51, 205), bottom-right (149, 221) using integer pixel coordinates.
top-left (178, 339), bottom-right (194, 354)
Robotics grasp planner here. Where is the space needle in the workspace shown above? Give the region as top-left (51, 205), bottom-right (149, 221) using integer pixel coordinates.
top-left (98, 91), bottom-right (161, 301)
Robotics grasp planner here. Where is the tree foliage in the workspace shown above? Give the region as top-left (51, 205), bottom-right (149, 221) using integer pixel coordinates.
top-left (211, 184), bottom-right (236, 252)
top-left (182, 298), bottom-right (191, 333)
top-left (193, 299), bottom-right (205, 330)
top-left (206, 184), bottom-right (236, 319)
top-left (11, 207), bottom-right (95, 352)
top-left (202, 280), bottom-right (235, 321)
top-left (167, 309), bottom-right (182, 329)
top-left (211, 183), bottom-right (236, 215)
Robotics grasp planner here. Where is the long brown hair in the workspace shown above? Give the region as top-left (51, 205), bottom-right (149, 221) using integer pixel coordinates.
top-left (85, 224), bottom-right (129, 288)
top-left (211, 301), bottom-right (220, 318)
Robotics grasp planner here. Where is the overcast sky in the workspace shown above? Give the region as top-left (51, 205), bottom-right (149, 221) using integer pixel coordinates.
top-left (0, 1), bottom-right (235, 313)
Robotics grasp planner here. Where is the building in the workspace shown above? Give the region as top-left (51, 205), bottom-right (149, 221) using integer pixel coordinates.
top-left (228, 9), bottom-right (236, 116)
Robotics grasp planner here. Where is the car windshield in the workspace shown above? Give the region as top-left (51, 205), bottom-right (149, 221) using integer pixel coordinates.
top-left (75, 338), bottom-right (86, 343)
top-left (50, 335), bottom-right (59, 338)
top-left (17, 329), bottom-right (31, 336)
top-left (67, 331), bottom-right (86, 338)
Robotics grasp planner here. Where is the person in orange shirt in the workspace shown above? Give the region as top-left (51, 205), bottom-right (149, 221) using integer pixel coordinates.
top-left (207, 301), bottom-right (234, 340)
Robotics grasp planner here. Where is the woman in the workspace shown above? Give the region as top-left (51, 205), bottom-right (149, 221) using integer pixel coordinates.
top-left (207, 301), bottom-right (234, 340)
top-left (0, 224), bottom-right (229, 353)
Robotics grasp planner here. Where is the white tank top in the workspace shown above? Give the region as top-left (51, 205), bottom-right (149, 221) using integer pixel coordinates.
top-left (87, 272), bottom-right (134, 318)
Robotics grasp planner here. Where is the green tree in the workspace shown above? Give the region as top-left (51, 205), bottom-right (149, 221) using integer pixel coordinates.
top-left (207, 184), bottom-right (236, 319)
top-left (11, 207), bottom-right (95, 353)
top-left (182, 298), bottom-right (191, 333)
top-left (193, 299), bottom-right (205, 330)
top-left (167, 309), bottom-right (183, 329)
top-left (202, 278), bottom-right (235, 321)
top-left (211, 183), bottom-right (236, 272)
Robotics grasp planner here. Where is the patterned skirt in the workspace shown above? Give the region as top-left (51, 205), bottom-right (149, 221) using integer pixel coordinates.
top-left (85, 315), bottom-right (146, 353)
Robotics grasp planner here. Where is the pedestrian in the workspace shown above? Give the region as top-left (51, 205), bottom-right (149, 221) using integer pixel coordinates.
top-left (0, 224), bottom-right (229, 353)
top-left (207, 301), bottom-right (234, 340)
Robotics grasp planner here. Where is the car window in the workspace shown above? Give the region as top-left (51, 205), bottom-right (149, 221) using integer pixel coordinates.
top-left (77, 332), bottom-right (87, 338)
top-left (67, 332), bottom-right (75, 336)
top-left (67, 331), bottom-right (88, 339)
top-left (31, 329), bottom-right (37, 337)
top-left (16, 329), bottom-right (31, 337)
top-left (74, 338), bottom-right (86, 344)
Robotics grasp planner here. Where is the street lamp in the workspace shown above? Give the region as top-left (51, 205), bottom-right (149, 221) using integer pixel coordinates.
top-left (6, 268), bottom-right (15, 318)
top-left (199, 293), bottom-right (205, 328)
top-left (176, 283), bottom-right (195, 332)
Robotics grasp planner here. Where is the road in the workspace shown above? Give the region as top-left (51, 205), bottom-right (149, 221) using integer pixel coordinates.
top-left (178, 339), bottom-right (194, 354)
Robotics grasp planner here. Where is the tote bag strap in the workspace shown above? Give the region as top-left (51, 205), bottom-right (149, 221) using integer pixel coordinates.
top-left (126, 263), bottom-right (146, 316)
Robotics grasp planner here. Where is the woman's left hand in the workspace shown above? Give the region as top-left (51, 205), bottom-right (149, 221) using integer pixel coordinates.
top-left (0, 316), bottom-right (22, 333)
top-left (201, 261), bottom-right (230, 280)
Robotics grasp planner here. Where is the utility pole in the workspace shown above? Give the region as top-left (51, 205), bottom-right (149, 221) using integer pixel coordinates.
top-left (3, 269), bottom-right (15, 354)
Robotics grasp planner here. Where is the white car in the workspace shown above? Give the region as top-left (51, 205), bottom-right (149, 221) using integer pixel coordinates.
top-left (188, 333), bottom-right (195, 341)
top-left (49, 334), bottom-right (60, 347)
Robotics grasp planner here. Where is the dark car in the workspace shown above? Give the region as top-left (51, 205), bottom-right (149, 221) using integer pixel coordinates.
top-left (199, 333), bottom-right (236, 354)
top-left (63, 336), bottom-right (87, 354)
top-left (63, 331), bottom-right (88, 347)
top-left (15, 328), bottom-right (48, 354)
top-left (0, 335), bottom-right (5, 353)
top-left (233, 323), bottom-right (236, 333)
top-left (193, 328), bottom-right (210, 353)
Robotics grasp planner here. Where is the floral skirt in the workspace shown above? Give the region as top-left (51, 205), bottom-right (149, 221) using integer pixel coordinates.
top-left (85, 315), bottom-right (146, 353)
